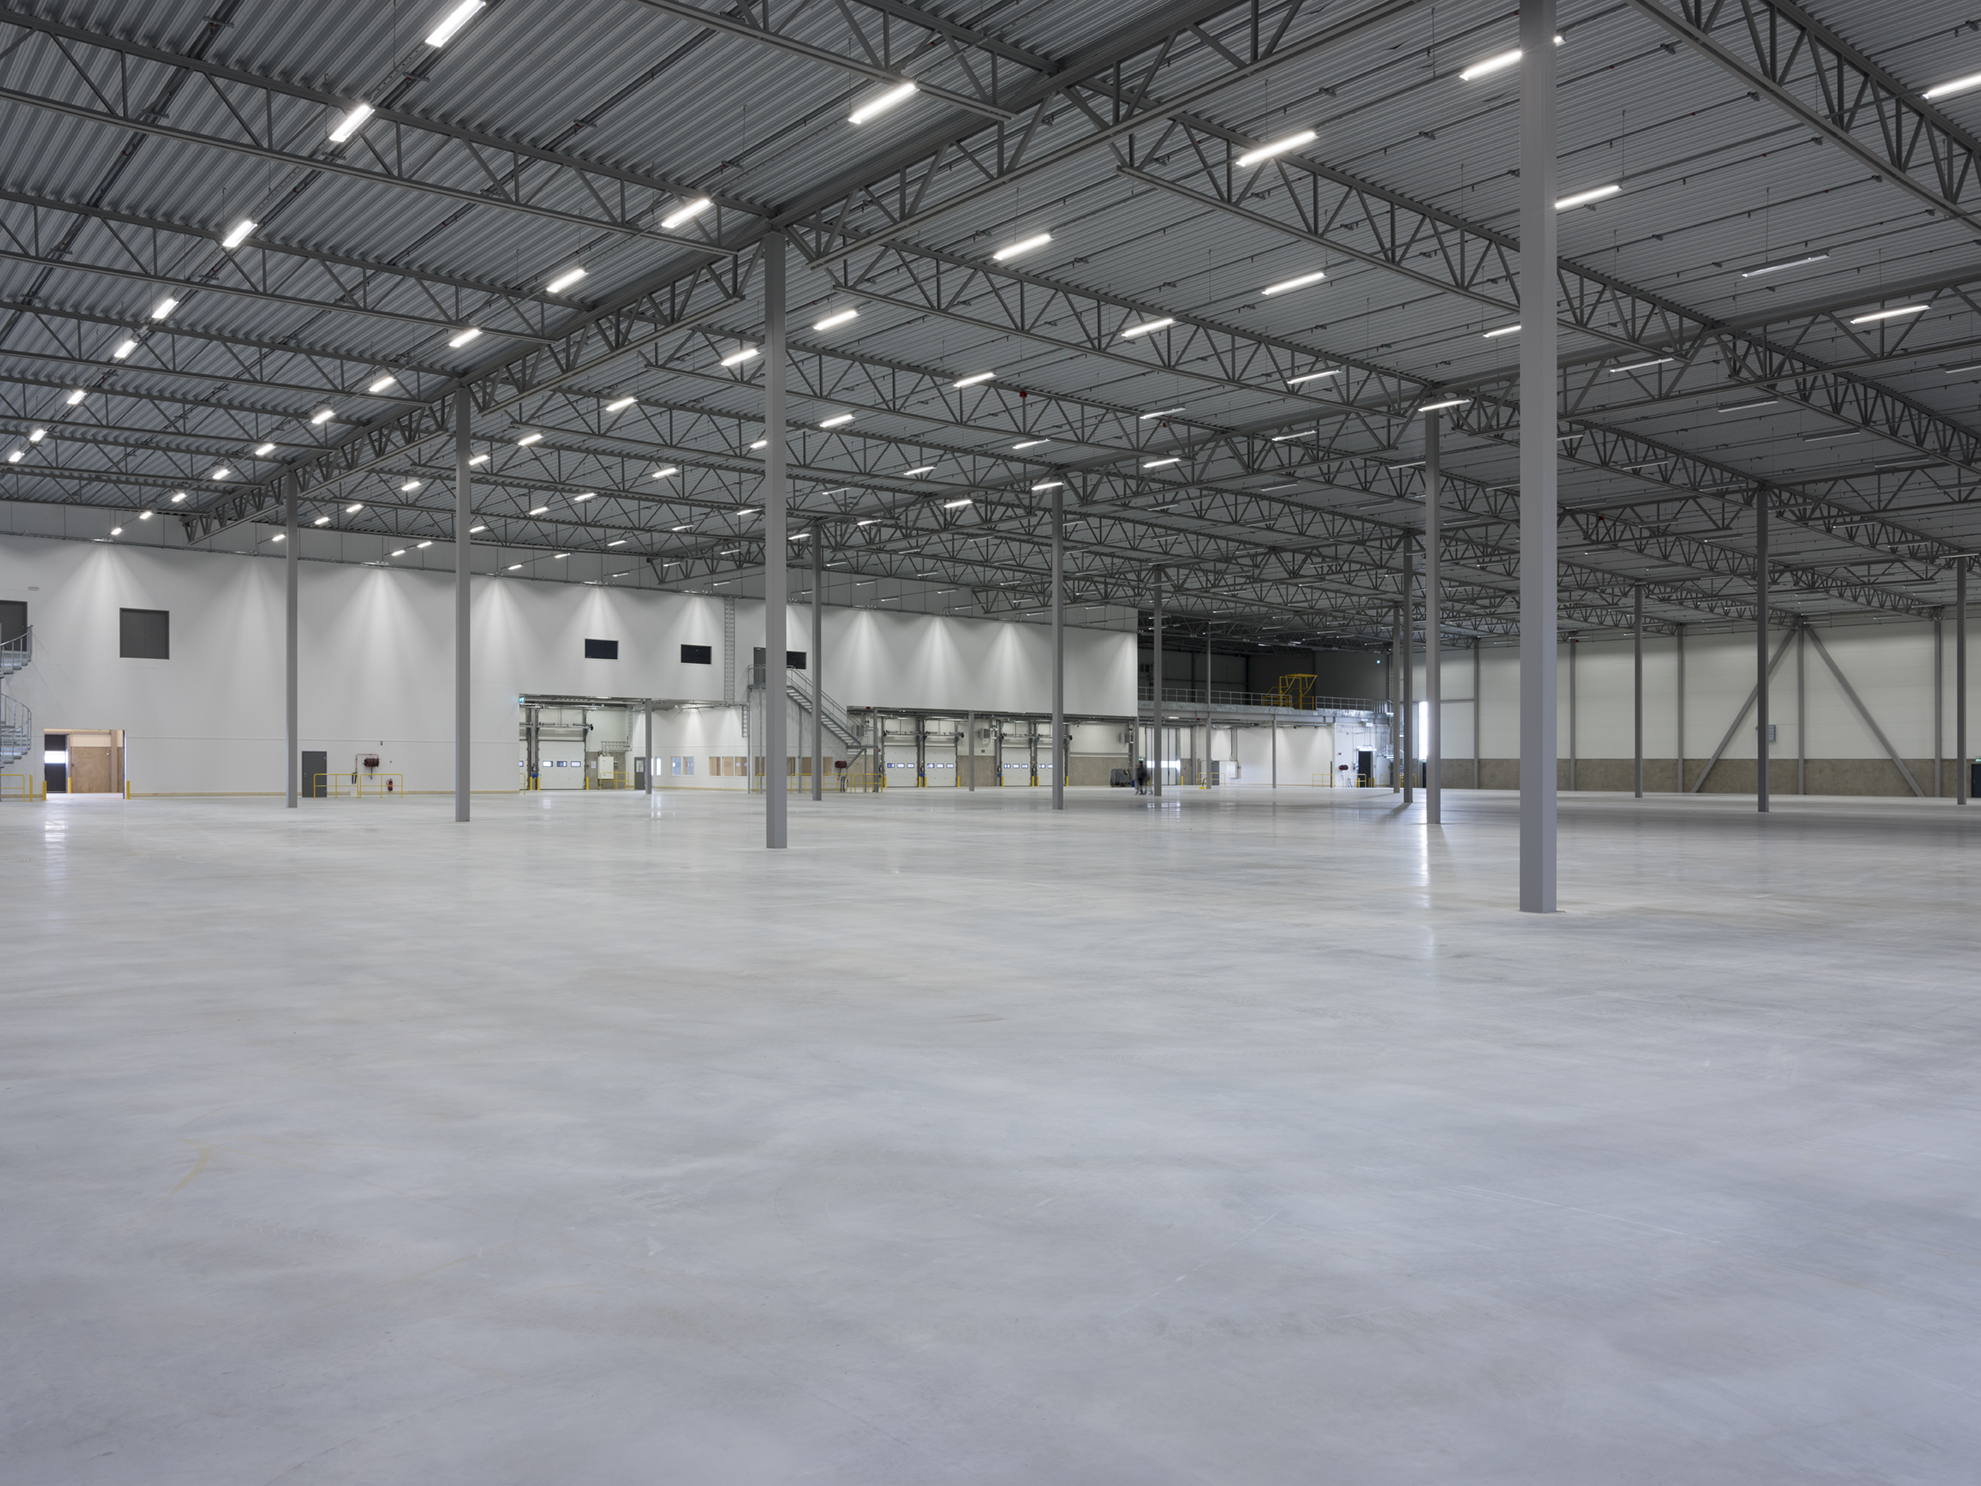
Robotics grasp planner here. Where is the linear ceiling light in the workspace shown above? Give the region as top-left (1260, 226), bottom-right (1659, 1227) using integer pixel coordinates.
top-left (209, 467), bottom-right (230, 480)
top-left (1717, 397), bottom-right (1779, 411)
top-left (1269, 429), bottom-right (1316, 441)
top-left (1144, 456), bottom-right (1182, 468)
top-left (992, 233), bottom-right (1052, 262)
top-left (608, 538), bottom-right (626, 546)
top-left (400, 479), bottom-right (422, 491)
top-left (1031, 480), bottom-right (1063, 491)
top-left (528, 505), bottom-right (549, 515)
top-left (448, 327), bottom-right (482, 348)
top-left (902, 465), bottom-right (936, 476)
top-left (545, 266), bottom-right (587, 294)
top-left (111, 339), bottom-right (137, 359)
top-left (391, 548), bottom-right (406, 557)
top-left (848, 81), bottom-right (917, 125)
top-left (1120, 318), bottom-right (1174, 339)
top-left (1848, 304), bottom-right (1929, 324)
top-left (516, 432), bottom-right (543, 446)
top-left (64, 388), bottom-right (86, 405)
top-left (952, 371), bottom-right (996, 388)
top-left (1235, 129), bottom-right (1316, 168)
top-left (1139, 407), bottom-right (1186, 420)
top-left (169, 489), bottom-right (185, 501)
top-left (1608, 357), bottom-right (1674, 373)
top-left (1013, 438), bottom-right (1049, 449)
top-left (1741, 252), bottom-right (1831, 278)
top-left (424, 0), bottom-right (484, 47)
top-left (1286, 370), bottom-right (1341, 386)
top-left (572, 492), bottom-right (594, 502)
top-left (1261, 270), bottom-right (1326, 296)
top-left (1418, 398), bottom-right (1469, 412)
top-left (5, 450), bottom-right (20, 463)
top-left (652, 466), bottom-right (679, 479)
top-left (660, 197), bottom-right (712, 230)
top-left (604, 395), bottom-right (637, 411)
top-left (1459, 34), bottom-right (1564, 84)
top-left (149, 296), bottom-right (178, 320)
top-left (417, 540), bottom-right (433, 548)
top-left (1482, 323), bottom-right (1521, 338)
top-left (314, 516), bottom-right (331, 525)
top-left (253, 442), bottom-right (276, 456)
top-left (813, 308), bottom-right (859, 331)
top-left (1556, 184), bottom-right (1621, 210)
top-left (310, 407), bottom-right (335, 424)
top-left (367, 375), bottom-right (397, 393)
top-left (345, 502), bottom-right (364, 513)
top-left (28, 427), bottom-right (45, 442)
top-left (943, 498), bottom-right (972, 508)
top-left (719, 347), bottom-right (759, 367)
top-left (467, 453), bottom-right (489, 465)
top-left (327, 103), bottom-right (375, 143)
top-left (220, 218), bottom-right (256, 249)
top-left (819, 414), bottom-right (855, 428)
top-left (1924, 70), bottom-right (1981, 101)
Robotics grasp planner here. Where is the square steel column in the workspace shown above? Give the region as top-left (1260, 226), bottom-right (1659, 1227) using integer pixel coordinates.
top-left (1960, 560), bottom-right (1970, 805)
top-left (1403, 542), bottom-right (1415, 806)
top-left (966, 710), bottom-right (975, 791)
top-left (1424, 410), bottom-right (1441, 825)
top-left (1473, 638), bottom-right (1481, 788)
top-left (1518, 0), bottom-right (1559, 911)
top-left (1390, 603), bottom-right (1403, 793)
top-left (1051, 486), bottom-right (1065, 810)
top-left (1676, 624), bottom-right (1686, 791)
top-left (1633, 583), bottom-right (1644, 799)
top-left (1797, 623), bottom-right (1807, 795)
top-left (1934, 610), bottom-right (1944, 797)
top-left (643, 699), bottom-right (654, 796)
top-left (285, 473), bottom-right (298, 810)
top-left (1756, 492), bottom-right (1770, 814)
top-left (811, 523), bottom-right (823, 802)
top-left (763, 232), bottom-right (788, 848)
top-left (454, 387), bottom-right (471, 823)
top-left (1151, 568), bottom-right (1163, 798)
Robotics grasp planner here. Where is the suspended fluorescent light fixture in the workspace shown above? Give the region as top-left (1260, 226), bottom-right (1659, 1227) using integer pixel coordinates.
top-left (470, 524), bottom-right (486, 532)
top-left (528, 505), bottom-right (549, 515)
top-left (651, 466), bottom-right (679, 479)
top-left (5, 450), bottom-right (20, 463)
top-left (310, 408), bottom-right (335, 424)
top-left (1140, 407), bottom-right (1185, 420)
top-left (221, 218), bottom-right (256, 249)
top-left (813, 308), bottom-right (859, 331)
top-left (819, 413), bottom-right (855, 428)
top-left (1849, 304), bottom-right (1929, 324)
top-left (1013, 439), bottom-right (1049, 449)
top-left (400, 480), bottom-right (422, 491)
top-left (991, 233), bottom-right (1052, 262)
top-left (111, 339), bottom-right (137, 359)
top-left (1717, 397), bottom-right (1779, 411)
top-left (424, 0), bottom-right (484, 47)
top-left (1031, 480), bottom-right (1063, 491)
top-left (314, 515), bottom-right (331, 526)
top-left (368, 375), bottom-right (397, 393)
top-left (66, 388), bottom-right (87, 404)
top-left (1741, 253), bottom-right (1831, 278)
top-left (903, 465), bottom-right (936, 476)
top-left (1556, 184), bottom-right (1621, 210)
top-left (516, 432), bottom-right (543, 446)
top-left (1608, 357), bottom-right (1674, 373)
top-left (1924, 70), bottom-right (1981, 101)
top-left (848, 80), bottom-right (917, 125)
top-left (604, 395), bottom-right (637, 411)
top-left (545, 266), bottom-right (587, 294)
top-left (327, 103), bottom-right (375, 143)
top-left (1286, 370), bottom-right (1341, 386)
top-left (253, 442), bottom-right (277, 456)
top-left (1261, 270), bottom-right (1326, 296)
top-left (170, 490), bottom-right (186, 501)
top-left (1418, 397), bottom-right (1469, 412)
top-left (572, 492), bottom-right (594, 501)
top-left (660, 197), bottom-right (712, 230)
top-left (448, 326), bottom-right (482, 347)
top-left (468, 453), bottom-right (489, 465)
top-left (209, 466), bottom-right (230, 480)
top-left (1143, 456), bottom-right (1182, 468)
top-left (417, 540), bottom-right (433, 548)
top-left (719, 346), bottom-right (759, 367)
top-left (28, 427), bottom-right (46, 442)
top-left (952, 371), bottom-right (996, 388)
top-left (1120, 318), bottom-right (1174, 339)
top-left (943, 498), bottom-right (972, 509)
top-left (149, 296), bottom-right (178, 320)
top-left (1459, 35), bottom-right (1563, 81)
top-left (345, 502), bottom-right (363, 513)
top-left (1235, 129), bottom-right (1316, 168)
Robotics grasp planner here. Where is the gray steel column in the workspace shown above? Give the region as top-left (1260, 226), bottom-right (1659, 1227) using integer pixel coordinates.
top-left (1151, 569), bottom-right (1163, 798)
top-left (643, 699), bottom-right (654, 795)
top-left (1271, 716), bottom-right (1277, 789)
top-left (1518, 0), bottom-right (1559, 911)
top-left (1424, 410), bottom-right (1441, 825)
top-left (1675, 624), bottom-right (1686, 792)
top-left (1473, 638), bottom-right (1481, 788)
top-left (764, 231), bottom-right (788, 847)
top-left (1756, 492), bottom-right (1770, 814)
top-left (454, 387), bottom-right (471, 823)
top-left (811, 524), bottom-right (823, 802)
top-left (1960, 560), bottom-right (1970, 805)
top-left (966, 710), bottom-right (975, 791)
top-left (1568, 636), bottom-right (1577, 792)
top-left (1051, 486), bottom-right (1065, 810)
top-left (1934, 610), bottom-right (1944, 797)
top-left (1797, 623), bottom-right (1807, 795)
top-left (284, 473), bottom-right (298, 809)
top-left (1390, 603), bottom-right (1403, 793)
top-left (1633, 583), bottom-right (1644, 799)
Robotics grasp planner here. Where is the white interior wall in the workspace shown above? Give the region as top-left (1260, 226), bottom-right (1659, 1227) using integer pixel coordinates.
top-left (0, 533), bottom-right (1136, 794)
top-left (1424, 621), bottom-right (1963, 764)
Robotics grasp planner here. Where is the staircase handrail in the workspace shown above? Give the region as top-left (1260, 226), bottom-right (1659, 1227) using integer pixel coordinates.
top-left (0, 625), bottom-right (30, 672)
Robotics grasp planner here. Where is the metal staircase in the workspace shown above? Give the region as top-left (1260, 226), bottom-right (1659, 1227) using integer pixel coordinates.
top-left (785, 668), bottom-right (861, 753)
top-left (0, 627), bottom-right (31, 768)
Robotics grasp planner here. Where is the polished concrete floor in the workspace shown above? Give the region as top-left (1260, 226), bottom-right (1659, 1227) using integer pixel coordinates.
top-left (4, 784), bottom-right (1979, 1484)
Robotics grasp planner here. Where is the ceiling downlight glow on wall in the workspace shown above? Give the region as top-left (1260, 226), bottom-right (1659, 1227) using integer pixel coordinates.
top-left (1235, 129), bottom-right (1316, 168)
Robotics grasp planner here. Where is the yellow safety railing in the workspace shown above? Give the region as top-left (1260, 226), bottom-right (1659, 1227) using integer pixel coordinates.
top-left (1, 772), bottom-right (45, 801)
top-left (1266, 674), bottom-right (1318, 709)
top-left (583, 769), bottom-right (629, 790)
top-left (313, 773), bottom-right (405, 798)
